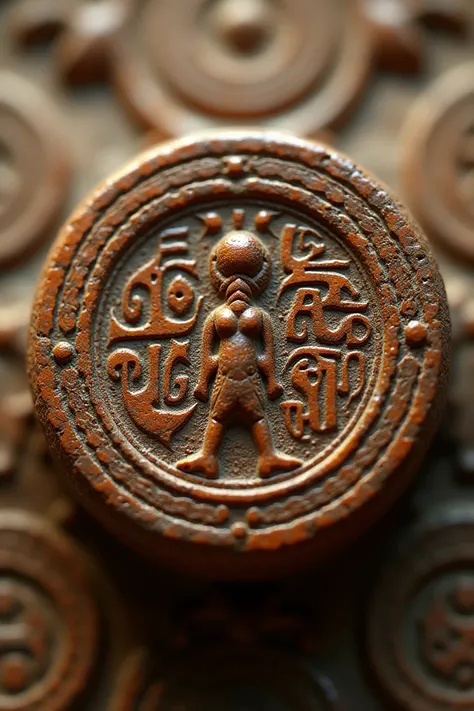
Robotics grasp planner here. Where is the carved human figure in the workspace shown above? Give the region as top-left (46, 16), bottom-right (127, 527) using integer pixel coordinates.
top-left (177, 231), bottom-right (301, 479)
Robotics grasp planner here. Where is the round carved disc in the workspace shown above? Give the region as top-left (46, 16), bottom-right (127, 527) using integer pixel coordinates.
top-left (0, 72), bottom-right (70, 269)
top-left (0, 510), bottom-right (98, 710)
top-left (113, 0), bottom-right (371, 136)
top-left (28, 131), bottom-right (450, 577)
top-left (367, 506), bottom-right (474, 711)
top-left (401, 63), bottom-right (474, 263)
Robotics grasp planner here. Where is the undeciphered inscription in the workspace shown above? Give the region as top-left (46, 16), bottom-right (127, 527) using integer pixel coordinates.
top-left (101, 205), bottom-right (375, 484)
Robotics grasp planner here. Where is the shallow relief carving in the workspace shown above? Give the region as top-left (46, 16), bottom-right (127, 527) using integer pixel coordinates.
top-left (102, 205), bottom-right (375, 484)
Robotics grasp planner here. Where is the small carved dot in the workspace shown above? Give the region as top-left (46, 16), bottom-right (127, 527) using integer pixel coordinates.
top-left (216, 505), bottom-right (229, 523)
top-left (212, 0), bottom-right (271, 55)
top-left (405, 320), bottom-right (427, 347)
top-left (255, 210), bottom-right (275, 232)
top-left (201, 211), bottom-right (222, 234)
top-left (246, 507), bottom-right (260, 526)
top-left (225, 157), bottom-right (246, 178)
top-left (53, 342), bottom-right (75, 364)
top-left (401, 299), bottom-right (417, 318)
top-left (231, 208), bottom-right (245, 230)
top-left (232, 521), bottom-right (248, 538)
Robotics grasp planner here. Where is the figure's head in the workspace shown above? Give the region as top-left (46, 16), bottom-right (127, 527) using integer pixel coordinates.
top-left (214, 231), bottom-right (264, 277)
top-left (210, 231), bottom-right (271, 296)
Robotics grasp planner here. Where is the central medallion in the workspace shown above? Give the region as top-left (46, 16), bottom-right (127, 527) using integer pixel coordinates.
top-left (98, 201), bottom-right (376, 490)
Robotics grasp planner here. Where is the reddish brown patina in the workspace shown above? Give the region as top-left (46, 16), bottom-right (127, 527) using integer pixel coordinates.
top-left (28, 130), bottom-right (450, 577)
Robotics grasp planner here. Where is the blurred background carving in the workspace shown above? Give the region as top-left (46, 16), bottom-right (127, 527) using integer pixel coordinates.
top-left (0, 1), bottom-right (473, 708)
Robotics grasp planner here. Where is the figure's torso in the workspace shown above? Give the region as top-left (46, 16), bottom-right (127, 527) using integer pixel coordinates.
top-left (215, 305), bottom-right (263, 377)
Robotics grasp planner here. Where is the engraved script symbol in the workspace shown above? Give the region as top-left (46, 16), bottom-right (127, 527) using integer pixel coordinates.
top-left (107, 226), bottom-right (202, 446)
top-left (109, 226), bottom-right (203, 344)
top-left (107, 341), bottom-right (195, 447)
top-left (279, 224), bottom-right (370, 438)
top-left (177, 231), bottom-right (301, 479)
top-left (0, 580), bottom-right (50, 695)
top-left (281, 347), bottom-right (365, 438)
top-left (420, 577), bottom-right (474, 690)
top-left (279, 224), bottom-right (371, 345)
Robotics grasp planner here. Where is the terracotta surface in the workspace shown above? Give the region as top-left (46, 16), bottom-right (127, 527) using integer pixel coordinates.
top-left (28, 130), bottom-right (450, 577)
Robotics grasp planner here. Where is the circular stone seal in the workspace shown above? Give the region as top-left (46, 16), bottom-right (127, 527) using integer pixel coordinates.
top-left (28, 131), bottom-right (450, 578)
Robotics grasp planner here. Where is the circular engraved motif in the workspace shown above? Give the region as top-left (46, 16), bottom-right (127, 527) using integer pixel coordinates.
top-left (113, 0), bottom-right (371, 136)
top-left (111, 647), bottom-right (341, 711)
top-left (367, 507), bottom-right (474, 711)
top-left (0, 510), bottom-right (98, 710)
top-left (0, 72), bottom-right (70, 268)
top-left (167, 275), bottom-right (195, 317)
top-left (28, 131), bottom-right (449, 576)
top-left (401, 63), bottom-right (474, 262)
top-left (52, 341), bottom-right (75, 365)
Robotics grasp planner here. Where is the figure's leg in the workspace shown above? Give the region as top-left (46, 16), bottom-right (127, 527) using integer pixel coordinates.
top-left (176, 418), bottom-right (223, 479)
top-left (252, 419), bottom-right (274, 459)
top-left (252, 419), bottom-right (301, 478)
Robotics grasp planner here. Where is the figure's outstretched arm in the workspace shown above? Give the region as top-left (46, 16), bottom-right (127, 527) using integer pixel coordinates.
top-left (258, 311), bottom-right (283, 400)
top-left (194, 312), bottom-right (218, 401)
